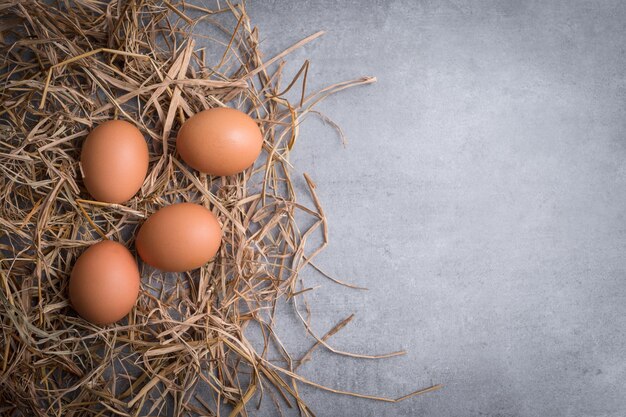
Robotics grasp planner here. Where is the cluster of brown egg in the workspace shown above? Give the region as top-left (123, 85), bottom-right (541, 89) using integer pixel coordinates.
top-left (70, 108), bottom-right (263, 325)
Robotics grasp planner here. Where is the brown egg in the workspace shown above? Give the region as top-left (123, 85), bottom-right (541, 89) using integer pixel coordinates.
top-left (176, 107), bottom-right (263, 176)
top-left (81, 120), bottom-right (149, 203)
top-left (69, 240), bottom-right (140, 325)
top-left (136, 203), bottom-right (222, 272)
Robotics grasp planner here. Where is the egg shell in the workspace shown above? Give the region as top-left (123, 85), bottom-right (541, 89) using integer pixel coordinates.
top-left (81, 120), bottom-right (149, 203)
top-left (176, 107), bottom-right (263, 176)
top-left (135, 202), bottom-right (222, 272)
top-left (69, 240), bottom-right (140, 325)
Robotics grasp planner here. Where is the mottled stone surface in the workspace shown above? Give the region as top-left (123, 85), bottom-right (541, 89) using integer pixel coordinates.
top-left (220, 1), bottom-right (626, 415)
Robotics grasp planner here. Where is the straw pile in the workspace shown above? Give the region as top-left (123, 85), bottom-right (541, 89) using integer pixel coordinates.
top-left (0, 1), bottom-right (440, 415)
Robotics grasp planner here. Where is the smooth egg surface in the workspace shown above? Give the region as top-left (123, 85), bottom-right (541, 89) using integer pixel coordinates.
top-left (135, 202), bottom-right (222, 272)
top-left (176, 107), bottom-right (263, 176)
top-left (69, 240), bottom-right (140, 325)
top-left (81, 120), bottom-right (149, 203)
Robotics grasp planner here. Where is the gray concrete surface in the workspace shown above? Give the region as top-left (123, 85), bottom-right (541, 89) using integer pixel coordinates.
top-left (242, 1), bottom-right (626, 416)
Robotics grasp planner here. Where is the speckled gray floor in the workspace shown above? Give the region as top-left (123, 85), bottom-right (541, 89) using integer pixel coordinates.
top-left (230, 1), bottom-right (626, 416)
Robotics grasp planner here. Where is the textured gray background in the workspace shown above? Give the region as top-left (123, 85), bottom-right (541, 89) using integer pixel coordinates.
top-left (243, 1), bottom-right (626, 416)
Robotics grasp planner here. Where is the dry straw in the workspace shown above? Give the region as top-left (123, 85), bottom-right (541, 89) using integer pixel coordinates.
top-left (0, 1), bottom-right (441, 415)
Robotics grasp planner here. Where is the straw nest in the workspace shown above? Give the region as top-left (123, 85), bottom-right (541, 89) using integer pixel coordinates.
top-left (0, 1), bottom-right (440, 415)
